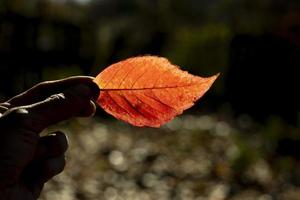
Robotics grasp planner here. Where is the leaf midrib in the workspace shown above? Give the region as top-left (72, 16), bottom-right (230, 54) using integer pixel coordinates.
top-left (100, 83), bottom-right (200, 91)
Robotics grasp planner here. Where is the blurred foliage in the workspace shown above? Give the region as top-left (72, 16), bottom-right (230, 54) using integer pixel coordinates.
top-left (1, 0), bottom-right (299, 95)
top-left (0, 0), bottom-right (299, 199)
top-left (39, 115), bottom-right (300, 200)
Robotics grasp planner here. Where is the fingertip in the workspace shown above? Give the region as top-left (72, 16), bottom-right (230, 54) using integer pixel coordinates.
top-left (35, 131), bottom-right (69, 159)
top-left (65, 80), bottom-right (100, 101)
top-left (52, 131), bottom-right (69, 153)
top-left (43, 155), bottom-right (66, 180)
top-left (67, 84), bottom-right (93, 98)
top-left (87, 80), bottom-right (100, 100)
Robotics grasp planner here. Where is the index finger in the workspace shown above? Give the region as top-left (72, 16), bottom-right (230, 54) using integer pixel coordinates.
top-left (1, 83), bottom-right (100, 133)
top-left (6, 76), bottom-right (99, 108)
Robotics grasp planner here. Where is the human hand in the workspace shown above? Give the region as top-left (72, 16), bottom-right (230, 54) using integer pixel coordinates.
top-left (0, 76), bottom-right (100, 200)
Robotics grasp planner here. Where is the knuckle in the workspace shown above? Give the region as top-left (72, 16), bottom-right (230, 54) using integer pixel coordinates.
top-left (48, 93), bottom-right (66, 101)
top-left (44, 93), bottom-right (68, 107)
top-left (6, 108), bottom-right (29, 124)
top-left (0, 102), bottom-right (10, 107)
top-left (0, 106), bottom-right (9, 116)
top-left (4, 108), bottom-right (40, 133)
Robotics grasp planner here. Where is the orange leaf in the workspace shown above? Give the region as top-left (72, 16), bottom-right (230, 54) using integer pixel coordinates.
top-left (94, 56), bottom-right (219, 127)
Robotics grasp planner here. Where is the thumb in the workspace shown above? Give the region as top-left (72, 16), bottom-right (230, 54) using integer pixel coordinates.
top-left (1, 82), bottom-right (99, 133)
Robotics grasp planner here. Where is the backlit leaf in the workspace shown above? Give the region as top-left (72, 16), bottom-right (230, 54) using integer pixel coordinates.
top-left (94, 56), bottom-right (219, 127)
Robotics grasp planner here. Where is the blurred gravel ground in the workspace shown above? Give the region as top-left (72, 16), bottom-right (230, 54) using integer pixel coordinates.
top-left (39, 114), bottom-right (300, 200)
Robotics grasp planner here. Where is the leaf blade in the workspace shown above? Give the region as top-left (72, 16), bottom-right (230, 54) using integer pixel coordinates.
top-left (95, 56), bottom-right (219, 127)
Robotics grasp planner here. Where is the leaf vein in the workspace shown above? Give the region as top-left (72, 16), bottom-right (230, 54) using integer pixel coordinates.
top-left (117, 65), bottom-right (136, 88)
top-left (132, 92), bottom-right (166, 115)
top-left (119, 91), bottom-right (150, 120)
top-left (130, 67), bottom-right (151, 89)
top-left (105, 91), bottom-right (131, 117)
top-left (102, 66), bottom-right (123, 88)
top-left (145, 91), bottom-right (177, 111)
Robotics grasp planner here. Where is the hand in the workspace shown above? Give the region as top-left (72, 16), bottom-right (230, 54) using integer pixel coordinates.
top-left (0, 76), bottom-right (100, 200)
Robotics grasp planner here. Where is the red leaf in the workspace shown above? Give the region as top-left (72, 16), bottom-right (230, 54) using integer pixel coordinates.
top-left (94, 56), bottom-right (219, 127)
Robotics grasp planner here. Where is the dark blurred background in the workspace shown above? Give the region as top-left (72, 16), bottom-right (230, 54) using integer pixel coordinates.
top-left (0, 0), bottom-right (299, 199)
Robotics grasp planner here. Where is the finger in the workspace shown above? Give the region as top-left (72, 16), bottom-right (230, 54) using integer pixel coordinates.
top-left (6, 76), bottom-right (100, 107)
top-left (34, 131), bottom-right (68, 160)
top-left (0, 106), bottom-right (8, 115)
top-left (25, 155), bottom-right (66, 198)
top-left (40, 155), bottom-right (66, 182)
top-left (0, 103), bottom-right (9, 114)
top-left (1, 83), bottom-right (99, 133)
